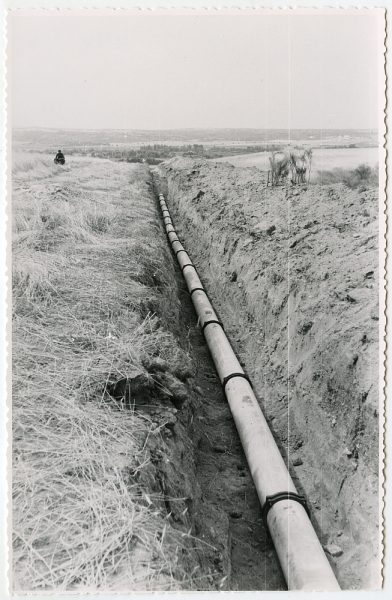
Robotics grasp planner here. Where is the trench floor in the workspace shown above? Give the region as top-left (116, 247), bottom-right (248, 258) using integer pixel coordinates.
top-left (173, 250), bottom-right (287, 591)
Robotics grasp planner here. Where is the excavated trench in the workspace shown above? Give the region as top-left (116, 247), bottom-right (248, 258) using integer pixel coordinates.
top-left (169, 236), bottom-right (286, 591)
top-left (150, 173), bottom-right (286, 591)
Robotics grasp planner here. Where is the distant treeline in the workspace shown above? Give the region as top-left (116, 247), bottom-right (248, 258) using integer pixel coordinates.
top-left (65, 143), bottom-right (302, 164)
top-left (56, 140), bottom-right (365, 165)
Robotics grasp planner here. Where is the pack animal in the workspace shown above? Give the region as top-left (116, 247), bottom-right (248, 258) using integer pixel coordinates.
top-left (267, 147), bottom-right (312, 186)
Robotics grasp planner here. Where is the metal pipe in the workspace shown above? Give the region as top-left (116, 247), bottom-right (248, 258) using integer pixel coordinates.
top-left (158, 193), bottom-right (340, 591)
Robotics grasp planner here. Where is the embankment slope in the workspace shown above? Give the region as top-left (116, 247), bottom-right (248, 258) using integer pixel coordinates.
top-left (160, 158), bottom-right (381, 589)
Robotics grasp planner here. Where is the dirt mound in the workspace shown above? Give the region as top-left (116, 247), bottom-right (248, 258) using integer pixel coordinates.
top-left (159, 158), bottom-right (381, 589)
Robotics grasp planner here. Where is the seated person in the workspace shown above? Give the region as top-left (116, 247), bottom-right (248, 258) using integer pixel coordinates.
top-left (55, 150), bottom-right (65, 163)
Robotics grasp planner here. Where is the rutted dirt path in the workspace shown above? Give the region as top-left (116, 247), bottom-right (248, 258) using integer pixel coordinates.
top-left (153, 176), bottom-right (286, 591)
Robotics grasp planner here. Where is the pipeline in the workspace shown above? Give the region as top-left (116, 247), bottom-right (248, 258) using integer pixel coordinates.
top-left (157, 192), bottom-right (341, 591)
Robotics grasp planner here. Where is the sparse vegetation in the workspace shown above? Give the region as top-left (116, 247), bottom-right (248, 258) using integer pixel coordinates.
top-left (314, 164), bottom-right (378, 189)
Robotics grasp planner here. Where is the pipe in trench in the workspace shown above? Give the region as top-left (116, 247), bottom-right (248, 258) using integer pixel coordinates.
top-left (157, 193), bottom-right (340, 591)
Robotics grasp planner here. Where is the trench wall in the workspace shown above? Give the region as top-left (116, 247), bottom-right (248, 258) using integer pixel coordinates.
top-left (135, 172), bottom-right (232, 589)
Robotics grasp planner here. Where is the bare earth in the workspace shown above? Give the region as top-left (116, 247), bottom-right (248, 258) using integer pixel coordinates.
top-left (159, 157), bottom-right (381, 590)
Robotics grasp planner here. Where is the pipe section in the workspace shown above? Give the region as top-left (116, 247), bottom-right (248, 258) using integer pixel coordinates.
top-left (157, 193), bottom-right (340, 591)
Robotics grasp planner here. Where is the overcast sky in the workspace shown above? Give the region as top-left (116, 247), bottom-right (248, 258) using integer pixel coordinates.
top-left (9, 10), bottom-right (384, 130)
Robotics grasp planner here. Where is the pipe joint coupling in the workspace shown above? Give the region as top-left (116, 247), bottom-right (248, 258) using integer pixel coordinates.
top-left (262, 492), bottom-right (310, 527)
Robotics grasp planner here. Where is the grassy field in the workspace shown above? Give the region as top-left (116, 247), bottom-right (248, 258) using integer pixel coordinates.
top-left (12, 153), bottom-right (203, 591)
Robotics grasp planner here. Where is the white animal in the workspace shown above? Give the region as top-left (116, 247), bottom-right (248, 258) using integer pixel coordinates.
top-left (267, 147), bottom-right (312, 186)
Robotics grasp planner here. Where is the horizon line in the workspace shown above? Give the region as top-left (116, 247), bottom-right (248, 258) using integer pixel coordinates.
top-left (13, 126), bottom-right (378, 133)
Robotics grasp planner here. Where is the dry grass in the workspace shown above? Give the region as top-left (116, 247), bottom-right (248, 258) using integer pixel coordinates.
top-left (12, 154), bottom-right (199, 591)
top-left (314, 164), bottom-right (378, 189)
